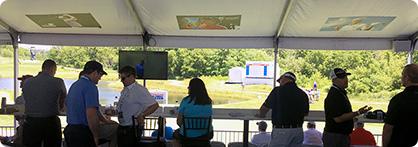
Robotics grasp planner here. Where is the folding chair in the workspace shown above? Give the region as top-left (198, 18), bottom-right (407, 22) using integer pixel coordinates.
top-left (180, 116), bottom-right (213, 147)
top-left (132, 116), bottom-right (166, 147)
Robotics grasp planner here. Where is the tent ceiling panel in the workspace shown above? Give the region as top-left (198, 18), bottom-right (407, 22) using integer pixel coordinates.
top-left (20, 33), bottom-right (143, 46)
top-left (0, 0), bottom-right (143, 35)
top-left (152, 36), bottom-right (274, 48)
top-left (281, 0), bottom-right (418, 38)
top-left (0, 32), bottom-right (11, 45)
top-left (133, 0), bottom-right (286, 36)
top-left (278, 37), bottom-right (393, 50)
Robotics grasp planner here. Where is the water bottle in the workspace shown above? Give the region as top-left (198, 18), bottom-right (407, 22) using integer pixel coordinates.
top-left (113, 96), bottom-right (118, 107)
top-left (376, 111), bottom-right (383, 120)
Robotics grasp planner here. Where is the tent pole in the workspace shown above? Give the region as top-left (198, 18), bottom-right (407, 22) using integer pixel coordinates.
top-left (9, 32), bottom-right (19, 133)
top-left (9, 33), bottom-right (19, 104)
top-left (273, 38), bottom-right (279, 87)
top-left (407, 39), bottom-right (416, 64)
top-left (142, 32), bottom-right (149, 87)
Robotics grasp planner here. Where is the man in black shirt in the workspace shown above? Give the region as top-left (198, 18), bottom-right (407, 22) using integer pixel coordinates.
top-left (323, 68), bottom-right (371, 147)
top-left (383, 64), bottom-right (418, 147)
top-left (257, 72), bottom-right (309, 146)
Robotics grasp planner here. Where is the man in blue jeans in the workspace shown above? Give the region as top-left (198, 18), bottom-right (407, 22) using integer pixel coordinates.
top-left (256, 72), bottom-right (309, 147)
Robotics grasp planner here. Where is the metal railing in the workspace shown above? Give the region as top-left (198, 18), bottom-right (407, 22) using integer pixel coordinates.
top-left (0, 126), bottom-right (384, 146)
top-left (0, 126), bottom-right (15, 137)
top-left (212, 130), bottom-right (259, 145)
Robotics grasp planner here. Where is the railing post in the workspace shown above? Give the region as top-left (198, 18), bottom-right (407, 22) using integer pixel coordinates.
top-left (243, 120), bottom-right (249, 147)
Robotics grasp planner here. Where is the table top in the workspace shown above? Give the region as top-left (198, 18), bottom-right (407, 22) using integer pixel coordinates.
top-left (1, 104), bottom-right (383, 123)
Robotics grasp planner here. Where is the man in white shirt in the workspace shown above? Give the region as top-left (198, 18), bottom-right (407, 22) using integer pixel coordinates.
top-left (116, 66), bottom-right (159, 147)
top-left (303, 121), bottom-right (323, 147)
top-left (251, 121), bottom-right (271, 147)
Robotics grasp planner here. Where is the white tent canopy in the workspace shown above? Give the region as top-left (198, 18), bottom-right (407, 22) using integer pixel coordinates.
top-left (0, 0), bottom-right (417, 50)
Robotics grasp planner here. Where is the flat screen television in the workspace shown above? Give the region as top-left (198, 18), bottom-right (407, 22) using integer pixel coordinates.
top-left (119, 51), bottom-right (168, 80)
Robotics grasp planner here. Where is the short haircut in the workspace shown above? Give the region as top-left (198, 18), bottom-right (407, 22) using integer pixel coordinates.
top-left (118, 66), bottom-right (136, 76)
top-left (41, 59), bottom-right (56, 71)
top-left (404, 64), bottom-right (418, 83)
top-left (307, 122), bottom-right (316, 128)
top-left (356, 121), bottom-right (364, 128)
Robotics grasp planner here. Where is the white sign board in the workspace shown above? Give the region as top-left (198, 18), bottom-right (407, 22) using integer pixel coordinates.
top-left (244, 61), bottom-right (279, 85)
top-left (149, 90), bottom-right (168, 104)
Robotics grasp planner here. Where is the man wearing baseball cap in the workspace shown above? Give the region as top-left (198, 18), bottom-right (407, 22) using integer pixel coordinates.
top-left (251, 121), bottom-right (271, 147)
top-left (256, 72), bottom-right (309, 146)
top-left (323, 68), bottom-right (371, 147)
top-left (64, 60), bottom-right (113, 147)
top-left (15, 75), bottom-right (33, 105)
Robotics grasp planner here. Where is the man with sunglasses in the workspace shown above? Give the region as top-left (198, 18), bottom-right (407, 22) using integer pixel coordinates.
top-left (323, 68), bottom-right (371, 147)
top-left (64, 60), bottom-right (112, 147)
top-left (116, 66), bottom-right (159, 147)
top-left (256, 72), bottom-right (309, 147)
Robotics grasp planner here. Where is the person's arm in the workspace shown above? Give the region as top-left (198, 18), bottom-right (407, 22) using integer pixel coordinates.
top-left (86, 107), bottom-right (100, 147)
top-left (256, 88), bottom-right (275, 118)
top-left (97, 107), bottom-right (114, 124)
top-left (176, 113), bottom-right (183, 126)
top-left (257, 105), bottom-right (270, 118)
top-left (303, 91), bottom-right (310, 116)
top-left (140, 102), bottom-right (159, 116)
top-left (333, 105), bottom-right (370, 123)
top-left (58, 79), bottom-right (67, 112)
top-left (84, 86), bottom-right (100, 146)
top-left (136, 102), bottom-right (159, 125)
top-left (382, 123), bottom-right (393, 147)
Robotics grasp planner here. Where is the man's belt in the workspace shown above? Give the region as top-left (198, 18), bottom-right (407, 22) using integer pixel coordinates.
top-left (273, 124), bottom-right (302, 128)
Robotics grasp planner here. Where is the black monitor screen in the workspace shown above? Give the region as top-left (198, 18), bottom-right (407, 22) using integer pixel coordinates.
top-left (119, 51), bottom-right (168, 80)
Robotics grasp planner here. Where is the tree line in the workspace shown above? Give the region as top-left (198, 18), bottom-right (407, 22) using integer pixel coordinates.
top-left (1, 45), bottom-right (416, 95)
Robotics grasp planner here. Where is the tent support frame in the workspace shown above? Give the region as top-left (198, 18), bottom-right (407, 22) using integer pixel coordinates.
top-left (8, 31), bottom-right (19, 134)
top-left (273, 38), bottom-right (279, 87)
top-left (408, 39), bottom-right (417, 64)
top-left (275, 0), bottom-right (294, 37)
top-left (407, 31), bottom-right (418, 64)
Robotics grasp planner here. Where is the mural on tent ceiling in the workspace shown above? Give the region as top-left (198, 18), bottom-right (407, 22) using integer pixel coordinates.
top-left (320, 16), bottom-right (395, 32)
top-left (177, 15), bottom-right (241, 30)
top-left (27, 13), bottom-right (101, 28)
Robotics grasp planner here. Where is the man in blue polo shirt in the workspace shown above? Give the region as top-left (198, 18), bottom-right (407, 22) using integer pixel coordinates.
top-left (64, 61), bottom-right (113, 147)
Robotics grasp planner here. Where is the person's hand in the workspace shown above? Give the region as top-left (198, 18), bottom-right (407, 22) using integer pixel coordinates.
top-left (136, 114), bottom-right (145, 126)
top-left (357, 105), bottom-right (373, 115)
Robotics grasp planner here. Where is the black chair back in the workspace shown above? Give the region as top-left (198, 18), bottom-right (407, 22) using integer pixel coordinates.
top-left (131, 116), bottom-right (166, 147)
top-left (143, 117), bottom-right (159, 135)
